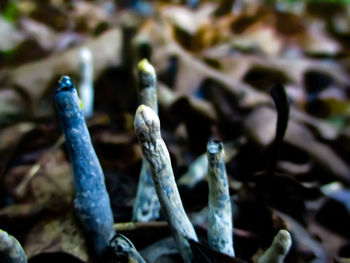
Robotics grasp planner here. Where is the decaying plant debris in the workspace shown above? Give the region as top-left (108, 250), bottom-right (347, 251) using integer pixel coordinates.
top-left (1, 0), bottom-right (350, 262)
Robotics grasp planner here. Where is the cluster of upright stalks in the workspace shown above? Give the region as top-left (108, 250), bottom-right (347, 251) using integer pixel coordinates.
top-left (132, 59), bottom-right (292, 262)
top-left (0, 56), bottom-right (292, 263)
top-left (132, 59), bottom-right (161, 222)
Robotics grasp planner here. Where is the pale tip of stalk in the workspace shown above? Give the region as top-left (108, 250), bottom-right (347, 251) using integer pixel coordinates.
top-left (79, 47), bottom-right (92, 63)
top-left (274, 229), bottom-right (292, 254)
top-left (57, 75), bottom-right (74, 92)
top-left (134, 105), bottom-right (160, 139)
top-left (138, 58), bottom-right (155, 77)
top-left (207, 140), bottom-right (223, 155)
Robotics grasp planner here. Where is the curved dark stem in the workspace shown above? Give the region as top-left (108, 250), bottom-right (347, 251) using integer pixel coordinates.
top-left (268, 83), bottom-right (290, 175)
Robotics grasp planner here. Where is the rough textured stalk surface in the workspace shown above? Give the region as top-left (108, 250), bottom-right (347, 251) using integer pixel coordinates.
top-left (55, 76), bottom-right (114, 259)
top-left (78, 47), bottom-right (94, 118)
top-left (207, 140), bottom-right (235, 256)
top-left (109, 233), bottom-right (146, 263)
top-left (0, 229), bottom-right (27, 263)
top-left (258, 229), bottom-right (292, 263)
top-left (134, 105), bottom-right (198, 263)
top-left (132, 59), bottom-right (161, 222)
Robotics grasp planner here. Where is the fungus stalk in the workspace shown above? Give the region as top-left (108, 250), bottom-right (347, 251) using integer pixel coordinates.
top-left (0, 229), bottom-right (27, 263)
top-left (207, 140), bottom-right (235, 257)
top-left (78, 47), bottom-right (94, 118)
top-left (258, 229), bottom-right (292, 263)
top-left (134, 105), bottom-right (198, 263)
top-left (55, 76), bottom-right (114, 259)
top-left (132, 59), bottom-right (161, 222)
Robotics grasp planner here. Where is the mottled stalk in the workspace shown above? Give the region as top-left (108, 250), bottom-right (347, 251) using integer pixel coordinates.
top-left (132, 59), bottom-right (161, 222)
top-left (134, 105), bottom-right (198, 263)
top-left (109, 233), bottom-right (146, 263)
top-left (78, 47), bottom-right (94, 118)
top-left (0, 229), bottom-right (27, 263)
top-left (55, 76), bottom-right (114, 259)
top-left (207, 140), bottom-right (235, 256)
top-left (258, 229), bottom-right (292, 263)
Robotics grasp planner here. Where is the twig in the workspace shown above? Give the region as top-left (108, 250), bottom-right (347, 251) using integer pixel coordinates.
top-left (134, 105), bottom-right (198, 263)
top-left (207, 140), bottom-right (235, 256)
top-left (0, 229), bottom-right (27, 263)
top-left (132, 59), bottom-right (161, 222)
top-left (258, 229), bottom-right (292, 263)
top-left (54, 76), bottom-right (115, 260)
top-left (114, 221), bottom-right (168, 232)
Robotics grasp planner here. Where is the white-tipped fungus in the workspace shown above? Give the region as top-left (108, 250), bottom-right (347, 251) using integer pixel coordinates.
top-left (134, 105), bottom-right (198, 263)
top-left (258, 229), bottom-right (292, 263)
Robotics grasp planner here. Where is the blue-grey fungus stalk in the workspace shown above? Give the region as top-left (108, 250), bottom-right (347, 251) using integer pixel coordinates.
top-left (134, 105), bottom-right (198, 263)
top-left (258, 229), bottom-right (292, 263)
top-left (109, 233), bottom-right (146, 263)
top-left (78, 47), bottom-right (94, 118)
top-left (207, 140), bottom-right (235, 257)
top-left (0, 229), bottom-right (27, 263)
top-left (132, 59), bottom-right (161, 222)
top-left (55, 76), bottom-right (114, 259)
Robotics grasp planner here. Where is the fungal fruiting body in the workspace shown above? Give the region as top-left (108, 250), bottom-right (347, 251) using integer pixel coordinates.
top-left (207, 140), bottom-right (235, 256)
top-left (78, 47), bottom-right (94, 118)
top-left (134, 105), bottom-right (198, 263)
top-left (0, 229), bottom-right (27, 263)
top-left (258, 229), bottom-right (292, 263)
top-left (132, 59), bottom-right (161, 222)
top-left (55, 76), bottom-right (114, 259)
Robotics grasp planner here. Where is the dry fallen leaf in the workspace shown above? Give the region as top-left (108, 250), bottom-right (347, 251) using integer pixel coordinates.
top-left (24, 211), bottom-right (90, 262)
